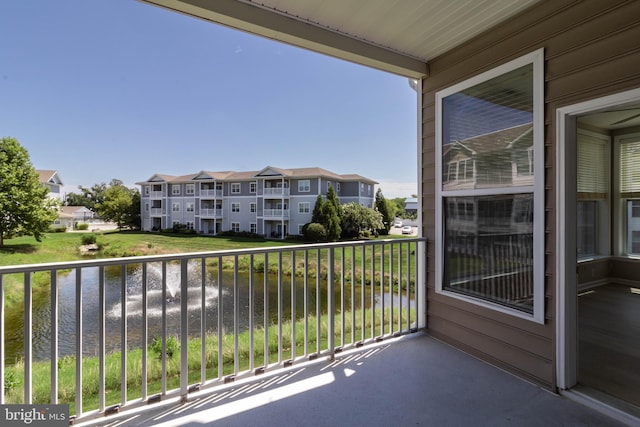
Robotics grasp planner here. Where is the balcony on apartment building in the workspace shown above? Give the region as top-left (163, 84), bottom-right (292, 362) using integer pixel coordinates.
top-left (200, 208), bottom-right (223, 217)
top-left (262, 187), bottom-right (290, 198)
top-left (263, 208), bottom-right (289, 219)
top-left (200, 189), bottom-right (223, 198)
top-left (0, 238), bottom-right (625, 427)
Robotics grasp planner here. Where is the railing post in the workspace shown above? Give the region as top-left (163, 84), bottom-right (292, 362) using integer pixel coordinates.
top-left (75, 268), bottom-right (83, 415)
top-left (180, 259), bottom-right (189, 401)
top-left (417, 240), bottom-right (427, 329)
top-left (0, 274), bottom-right (4, 405)
top-left (24, 272), bottom-right (32, 404)
top-left (50, 270), bottom-right (58, 404)
top-left (328, 247), bottom-right (335, 358)
top-left (121, 264), bottom-right (128, 405)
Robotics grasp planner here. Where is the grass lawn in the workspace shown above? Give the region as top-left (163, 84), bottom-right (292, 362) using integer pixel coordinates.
top-left (0, 230), bottom-right (290, 267)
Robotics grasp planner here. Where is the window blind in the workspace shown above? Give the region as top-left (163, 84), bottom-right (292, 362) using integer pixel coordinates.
top-left (620, 139), bottom-right (640, 198)
top-left (577, 133), bottom-right (609, 200)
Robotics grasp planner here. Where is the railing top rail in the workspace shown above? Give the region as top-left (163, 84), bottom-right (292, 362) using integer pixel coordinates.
top-left (0, 237), bottom-right (427, 274)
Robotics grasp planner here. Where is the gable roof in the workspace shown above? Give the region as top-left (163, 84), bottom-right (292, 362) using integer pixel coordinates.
top-left (140, 166), bottom-right (377, 185)
top-left (37, 169), bottom-right (63, 185)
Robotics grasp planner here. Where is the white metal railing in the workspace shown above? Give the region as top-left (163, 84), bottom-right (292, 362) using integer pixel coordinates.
top-left (263, 209), bottom-right (289, 218)
top-left (150, 208), bottom-right (163, 215)
top-left (0, 238), bottom-right (425, 424)
top-left (262, 188), bottom-right (290, 197)
top-left (200, 189), bottom-right (222, 198)
top-left (200, 208), bottom-right (223, 217)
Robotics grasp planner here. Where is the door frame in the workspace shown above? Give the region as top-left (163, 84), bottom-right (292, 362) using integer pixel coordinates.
top-left (555, 88), bottom-right (640, 420)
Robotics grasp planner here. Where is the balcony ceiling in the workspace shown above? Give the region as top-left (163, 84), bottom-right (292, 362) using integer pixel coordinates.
top-left (140, 0), bottom-right (541, 78)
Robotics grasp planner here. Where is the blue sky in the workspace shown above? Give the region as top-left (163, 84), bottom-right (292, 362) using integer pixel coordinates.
top-left (1, 0), bottom-right (417, 198)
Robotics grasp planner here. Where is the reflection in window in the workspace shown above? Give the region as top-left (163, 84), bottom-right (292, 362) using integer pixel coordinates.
top-left (443, 194), bottom-right (534, 314)
top-left (577, 201), bottom-right (597, 256)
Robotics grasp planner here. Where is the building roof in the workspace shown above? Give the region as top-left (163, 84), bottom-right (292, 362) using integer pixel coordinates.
top-left (36, 169), bottom-right (63, 185)
top-left (139, 166), bottom-right (377, 185)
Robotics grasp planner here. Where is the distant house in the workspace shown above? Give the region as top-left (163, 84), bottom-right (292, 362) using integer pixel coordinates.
top-left (404, 198), bottom-right (418, 215)
top-left (52, 206), bottom-right (95, 230)
top-left (36, 169), bottom-right (63, 201)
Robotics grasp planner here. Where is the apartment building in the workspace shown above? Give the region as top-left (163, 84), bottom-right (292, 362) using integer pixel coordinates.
top-left (138, 166), bottom-right (377, 238)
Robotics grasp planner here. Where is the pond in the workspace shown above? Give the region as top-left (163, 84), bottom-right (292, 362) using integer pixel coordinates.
top-left (3, 261), bottom-right (387, 362)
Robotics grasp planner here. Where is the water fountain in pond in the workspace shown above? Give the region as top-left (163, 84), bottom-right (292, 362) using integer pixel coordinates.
top-left (107, 260), bottom-right (222, 319)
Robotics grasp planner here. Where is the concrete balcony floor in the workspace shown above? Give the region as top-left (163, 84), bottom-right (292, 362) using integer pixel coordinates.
top-left (84, 333), bottom-right (625, 427)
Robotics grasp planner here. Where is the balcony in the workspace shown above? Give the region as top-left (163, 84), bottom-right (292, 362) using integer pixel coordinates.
top-left (200, 189), bottom-right (223, 198)
top-left (200, 208), bottom-right (223, 217)
top-left (263, 209), bottom-right (289, 218)
top-left (262, 188), bottom-right (290, 198)
top-left (0, 239), bottom-right (427, 425)
top-left (150, 207), bottom-right (163, 215)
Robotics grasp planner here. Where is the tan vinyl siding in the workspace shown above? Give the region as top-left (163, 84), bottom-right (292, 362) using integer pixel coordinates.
top-left (422, 0), bottom-right (640, 389)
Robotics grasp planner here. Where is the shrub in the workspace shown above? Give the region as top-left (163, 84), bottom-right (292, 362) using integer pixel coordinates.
top-left (302, 222), bottom-right (326, 242)
top-left (75, 223), bottom-right (89, 230)
top-left (150, 335), bottom-right (180, 360)
top-left (81, 234), bottom-right (97, 245)
top-left (4, 370), bottom-right (19, 393)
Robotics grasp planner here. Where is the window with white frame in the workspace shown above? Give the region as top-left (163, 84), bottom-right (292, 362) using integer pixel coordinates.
top-left (172, 185), bottom-right (180, 195)
top-left (250, 223), bottom-right (257, 233)
top-left (145, 203), bottom-right (149, 212)
top-left (299, 180), bottom-right (310, 192)
top-left (336, 182), bottom-right (341, 192)
top-left (577, 130), bottom-right (610, 257)
top-left (299, 202), bottom-right (310, 214)
top-left (231, 222), bottom-right (240, 232)
top-left (232, 203), bottom-right (240, 213)
top-left (186, 203), bottom-right (194, 212)
top-left (619, 136), bottom-right (640, 255)
top-left (172, 203), bottom-right (180, 212)
top-left (250, 203), bottom-right (257, 213)
top-left (436, 49), bottom-right (544, 322)
top-left (186, 184), bottom-right (195, 195)
top-left (250, 182), bottom-right (256, 193)
top-left (144, 186), bottom-right (150, 195)
top-left (231, 183), bottom-right (241, 194)
top-left (186, 221), bottom-right (194, 230)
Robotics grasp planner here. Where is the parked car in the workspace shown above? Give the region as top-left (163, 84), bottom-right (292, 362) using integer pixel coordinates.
top-left (394, 219), bottom-right (403, 228)
top-left (401, 225), bottom-right (413, 235)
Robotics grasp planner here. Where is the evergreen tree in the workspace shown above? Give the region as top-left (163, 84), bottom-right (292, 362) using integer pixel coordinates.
top-left (324, 186), bottom-right (342, 241)
top-left (0, 137), bottom-right (59, 246)
top-left (311, 194), bottom-right (325, 224)
top-left (375, 188), bottom-right (393, 235)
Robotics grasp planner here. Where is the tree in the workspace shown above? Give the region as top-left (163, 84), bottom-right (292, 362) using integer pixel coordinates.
top-left (95, 182), bottom-right (139, 229)
top-left (375, 188), bottom-right (393, 235)
top-left (322, 186), bottom-right (342, 241)
top-left (340, 203), bottom-right (384, 238)
top-left (64, 182), bottom-right (108, 210)
top-left (0, 137), bottom-right (59, 246)
top-left (311, 194), bottom-right (325, 225)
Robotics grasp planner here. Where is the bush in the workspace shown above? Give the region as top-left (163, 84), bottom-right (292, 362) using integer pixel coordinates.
top-left (81, 234), bottom-right (97, 245)
top-left (75, 223), bottom-right (89, 230)
top-left (49, 226), bottom-right (67, 233)
top-left (302, 222), bottom-right (327, 242)
top-left (4, 370), bottom-right (19, 393)
top-left (150, 335), bottom-right (180, 360)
